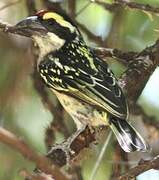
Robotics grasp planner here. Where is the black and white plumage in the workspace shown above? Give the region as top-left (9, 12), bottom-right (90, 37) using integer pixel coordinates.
top-left (39, 38), bottom-right (127, 118)
top-left (14, 10), bottom-right (150, 152)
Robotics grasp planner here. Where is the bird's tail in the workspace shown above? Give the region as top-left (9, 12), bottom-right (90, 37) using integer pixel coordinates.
top-left (109, 117), bottom-right (150, 152)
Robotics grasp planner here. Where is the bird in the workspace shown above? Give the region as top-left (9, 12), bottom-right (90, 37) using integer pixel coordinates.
top-left (13, 9), bottom-right (149, 152)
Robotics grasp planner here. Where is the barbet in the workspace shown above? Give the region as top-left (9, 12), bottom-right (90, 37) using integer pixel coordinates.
top-left (13, 10), bottom-right (149, 152)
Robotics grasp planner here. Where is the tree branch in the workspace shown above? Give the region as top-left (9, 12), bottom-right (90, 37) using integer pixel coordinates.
top-left (0, 20), bottom-right (12, 31)
top-left (0, 127), bottom-right (68, 180)
top-left (118, 156), bottom-right (159, 180)
top-left (115, 0), bottom-right (159, 14)
top-left (94, 0), bottom-right (159, 14)
top-left (0, 0), bottom-right (21, 11)
top-left (20, 169), bottom-right (54, 180)
top-left (93, 47), bottom-right (138, 65)
top-left (119, 39), bottom-right (159, 102)
top-left (46, 125), bottom-right (96, 167)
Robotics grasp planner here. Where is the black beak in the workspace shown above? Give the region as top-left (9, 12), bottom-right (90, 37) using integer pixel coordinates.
top-left (12, 16), bottom-right (47, 37)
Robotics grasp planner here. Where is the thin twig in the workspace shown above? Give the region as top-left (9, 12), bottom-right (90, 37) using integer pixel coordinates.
top-left (68, 0), bottom-right (76, 17)
top-left (93, 47), bottom-right (138, 65)
top-left (26, 0), bottom-right (37, 15)
top-left (93, 0), bottom-right (120, 11)
top-left (75, 1), bottom-right (91, 17)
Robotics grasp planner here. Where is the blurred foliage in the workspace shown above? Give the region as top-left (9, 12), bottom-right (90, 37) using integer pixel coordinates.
top-left (0, 0), bottom-right (159, 180)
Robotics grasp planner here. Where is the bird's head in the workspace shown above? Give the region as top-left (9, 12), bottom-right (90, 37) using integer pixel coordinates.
top-left (14, 10), bottom-right (81, 55)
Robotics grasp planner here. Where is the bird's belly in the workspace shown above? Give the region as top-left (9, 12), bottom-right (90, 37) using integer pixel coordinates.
top-left (53, 90), bottom-right (108, 129)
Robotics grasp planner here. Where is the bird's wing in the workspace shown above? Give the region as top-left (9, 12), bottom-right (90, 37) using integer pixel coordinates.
top-left (39, 54), bottom-right (128, 119)
top-left (64, 57), bottom-right (128, 119)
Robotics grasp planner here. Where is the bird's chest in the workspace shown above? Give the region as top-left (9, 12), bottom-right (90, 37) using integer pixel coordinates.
top-left (53, 90), bottom-right (108, 129)
top-left (38, 56), bottom-right (68, 91)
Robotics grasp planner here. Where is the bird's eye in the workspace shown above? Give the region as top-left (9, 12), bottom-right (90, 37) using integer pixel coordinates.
top-left (47, 19), bottom-right (55, 25)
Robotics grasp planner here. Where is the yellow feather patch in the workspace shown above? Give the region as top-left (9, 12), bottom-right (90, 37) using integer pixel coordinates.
top-left (43, 12), bottom-right (75, 32)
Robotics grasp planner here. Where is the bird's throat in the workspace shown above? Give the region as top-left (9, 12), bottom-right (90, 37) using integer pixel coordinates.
top-left (33, 32), bottom-right (65, 64)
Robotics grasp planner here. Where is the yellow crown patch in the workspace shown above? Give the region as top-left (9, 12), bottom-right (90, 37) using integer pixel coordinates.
top-left (43, 12), bottom-right (74, 32)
